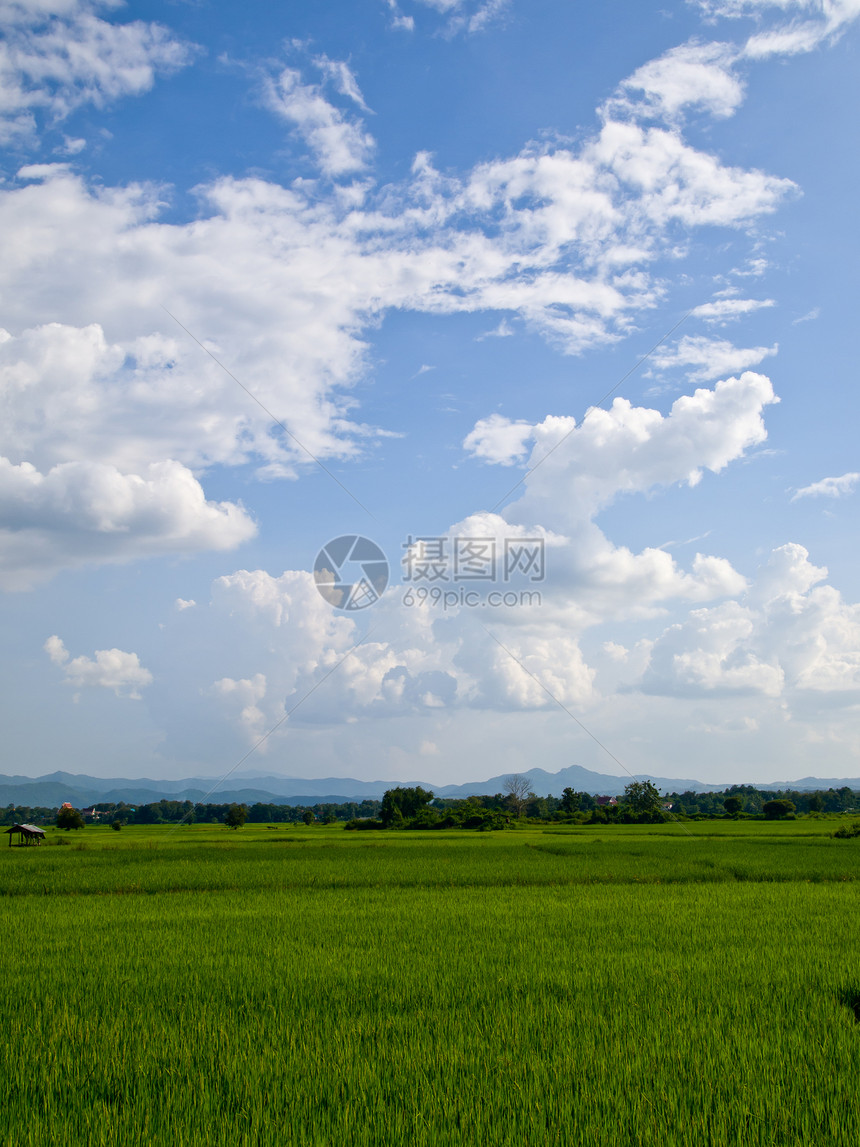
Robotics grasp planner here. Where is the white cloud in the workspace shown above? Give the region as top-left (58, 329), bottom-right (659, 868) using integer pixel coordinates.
top-left (44, 634), bottom-right (153, 698)
top-left (476, 318), bottom-right (515, 340)
top-left (183, 568), bottom-right (463, 741)
top-left (57, 133), bottom-right (85, 154)
top-left (264, 66), bottom-right (375, 177)
top-left (403, 0), bottom-right (509, 34)
top-left (312, 55), bottom-right (370, 111)
top-left (384, 1), bottom-right (416, 30)
top-left (463, 413), bottom-right (535, 465)
top-left (603, 642), bottom-right (630, 662)
top-left (641, 543), bottom-right (860, 697)
top-left (604, 41), bottom-right (745, 123)
top-left (454, 0), bottom-right (510, 34)
top-left (0, 33), bottom-right (798, 588)
top-left (504, 371), bottom-right (779, 522)
top-left (175, 597), bottom-right (196, 611)
top-left (212, 674), bottom-right (269, 740)
top-left (792, 306), bottom-right (820, 324)
top-left (650, 334), bottom-right (777, 380)
top-left (0, 0), bottom-right (192, 145)
top-left (691, 296), bottom-right (775, 322)
top-left (0, 456), bottom-right (256, 590)
top-left (791, 472), bottom-right (860, 501)
top-left (731, 256), bottom-right (769, 277)
top-left (694, 0), bottom-right (860, 57)
top-left (695, 0), bottom-right (812, 13)
top-left (181, 372), bottom-right (782, 747)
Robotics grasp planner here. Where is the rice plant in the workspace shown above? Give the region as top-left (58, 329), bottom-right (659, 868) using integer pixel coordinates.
top-left (1, 824), bottom-right (859, 1145)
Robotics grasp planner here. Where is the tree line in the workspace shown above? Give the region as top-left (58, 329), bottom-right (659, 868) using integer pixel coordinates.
top-left (342, 778), bottom-right (860, 830)
top-left (4, 778), bottom-right (858, 831)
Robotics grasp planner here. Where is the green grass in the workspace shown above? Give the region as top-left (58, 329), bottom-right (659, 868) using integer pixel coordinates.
top-left (2, 822), bottom-right (860, 1145)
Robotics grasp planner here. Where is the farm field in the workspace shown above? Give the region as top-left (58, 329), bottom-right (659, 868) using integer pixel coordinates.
top-left (2, 821), bottom-right (860, 1146)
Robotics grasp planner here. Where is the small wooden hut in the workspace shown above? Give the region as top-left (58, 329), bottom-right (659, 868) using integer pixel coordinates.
top-left (5, 823), bottom-right (46, 847)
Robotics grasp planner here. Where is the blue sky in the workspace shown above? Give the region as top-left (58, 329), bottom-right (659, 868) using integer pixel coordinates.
top-left (1, 0), bottom-right (858, 787)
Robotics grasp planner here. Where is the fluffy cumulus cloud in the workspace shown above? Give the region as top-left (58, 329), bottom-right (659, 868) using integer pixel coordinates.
top-left (0, 114), bottom-right (782, 432)
top-left (45, 633), bottom-right (153, 698)
top-left (455, 376), bottom-right (775, 633)
top-left (0, 0), bottom-right (192, 144)
top-left (462, 414), bottom-right (535, 466)
top-left (0, 456), bottom-right (256, 590)
top-left (177, 568), bottom-right (463, 744)
top-left (179, 371), bottom-right (781, 748)
top-left (0, 38), bottom-right (797, 587)
top-left (7, 0), bottom-right (860, 768)
top-left (147, 342), bottom-right (860, 767)
top-left (211, 673), bottom-right (269, 741)
top-left (479, 372), bottom-right (778, 514)
top-left (640, 544), bottom-right (860, 697)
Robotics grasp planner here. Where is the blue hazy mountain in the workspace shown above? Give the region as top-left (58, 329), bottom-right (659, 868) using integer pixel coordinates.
top-left (1, 767), bottom-right (857, 807)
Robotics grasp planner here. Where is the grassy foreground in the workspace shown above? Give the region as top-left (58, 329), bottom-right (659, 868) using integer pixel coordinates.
top-left (2, 822), bottom-right (860, 1146)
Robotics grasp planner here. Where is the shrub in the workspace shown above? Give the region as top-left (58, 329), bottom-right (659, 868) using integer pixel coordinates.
top-left (832, 822), bottom-right (860, 839)
top-left (762, 799), bottom-right (795, 820)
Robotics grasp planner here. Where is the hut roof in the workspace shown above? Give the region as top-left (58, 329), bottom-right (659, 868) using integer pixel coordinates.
top-left (5, 823), bottom-right (46, 836)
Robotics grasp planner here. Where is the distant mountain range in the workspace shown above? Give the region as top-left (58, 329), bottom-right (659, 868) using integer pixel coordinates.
top-left (1, 766), bottom-right (858, 808)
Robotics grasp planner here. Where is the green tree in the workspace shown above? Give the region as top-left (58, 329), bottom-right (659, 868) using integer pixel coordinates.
top-left (723, 796), bottom-right (743, 816)
top-left (380, 786), bottom-right (434, 826)
top-left (762, 799), bottom-right (795, 820)
top-left (56, 806), bottom-right (84, 831)
top-left (623, 780), bottom-right (661, 814)
top-left (560, 788), bottom-right (582, 814)
top-left (807, 793), bottom-right (824, 813)
top-left (224, 803), bottom-right (248, 829)
top-left (302, 809), bottom-right (315, 826)
top-left (525, 795), bottom-right (549, 819)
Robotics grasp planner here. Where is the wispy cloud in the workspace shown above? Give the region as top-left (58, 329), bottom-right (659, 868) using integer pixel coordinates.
top-left (692, 297), bottom-right (776, 322)
top-left (477, 319), bottom-right (515, 340)
top-left (0, 0), bottom-right (194, 145)
top-left (791, 472), bottom-right (860, 501)
top-left (263, 65), bottom-right (375, 177)
top-left (792, 306), bottom-right (820, 324)
top-left (650, 334), bottom-right (777, 380)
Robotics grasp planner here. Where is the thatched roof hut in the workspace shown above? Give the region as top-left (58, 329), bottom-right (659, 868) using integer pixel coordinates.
top-left (5, 824), bottom-right (46, 846)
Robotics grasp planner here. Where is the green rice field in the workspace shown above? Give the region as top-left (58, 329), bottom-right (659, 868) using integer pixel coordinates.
top-left (2, 821), bottom-right (860, 1145)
